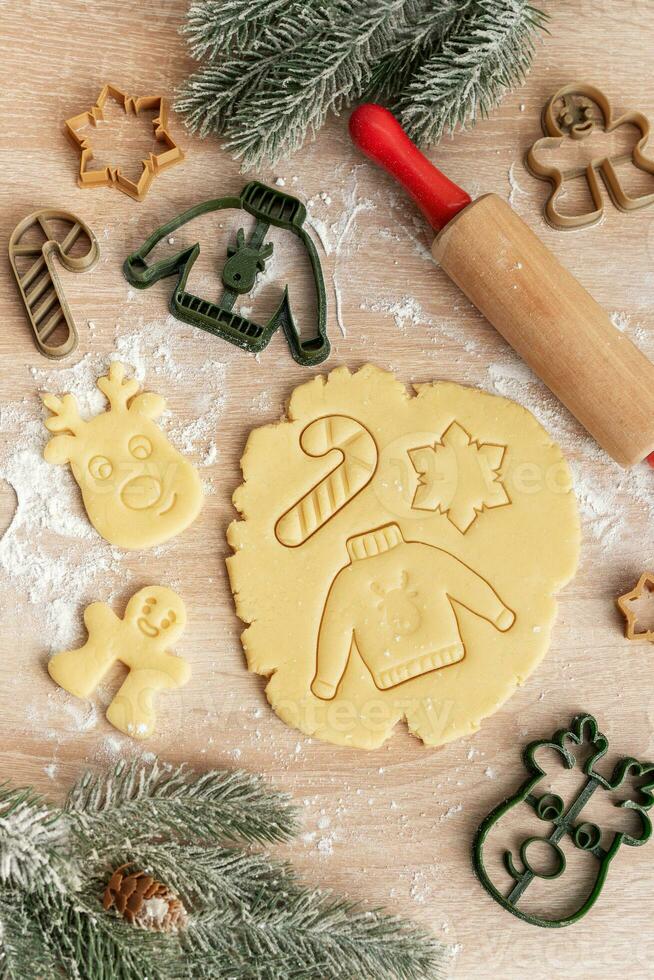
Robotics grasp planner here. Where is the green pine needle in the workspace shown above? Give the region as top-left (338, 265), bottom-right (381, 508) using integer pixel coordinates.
top-left (176, 0), bottom-right (547, 168)
top-left (0, 783), bottom-right (72, 894)
top-left (0, 758), bottom-right (449, 979)
top-left (66, 758), bottom-right (299, 848)
top-left (188, 880), bottom-right (447, 980)
top-left (366, 1), bottom-right (465, 101)
top-left (176, 3), bottom-right (328, 139)
top-left (397, 0), bottom-right (548, 145)
top-left (222, 0), bottom-right (412, 169)
top-left (101, 840), bottom-right (285, 910)
top-left (182, 0), bottom-right (316, 56)
top-left (0, 893), bottom-right (59, 980)
top-left (46, 892), bottom-right (180, 980)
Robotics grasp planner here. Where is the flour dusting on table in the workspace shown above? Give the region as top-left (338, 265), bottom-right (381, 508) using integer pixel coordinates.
top-left (2, 173), bottom-right (653, 771)
top-left (0, 316), bottom-right (229, 735)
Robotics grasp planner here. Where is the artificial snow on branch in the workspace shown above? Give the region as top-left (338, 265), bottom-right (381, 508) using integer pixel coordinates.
top-left (222, 0), bottom-right (413, 169)
top-left (176, 0), bottom-right (547, 168)
top-left (0, 784), bottom-right (71, 894)
top-left (367, 0), bottom-right (464, 101)
top-left (66, 758), bottom-right (298, 847)
top-left (0, 758), bottom-right (448, 979)
top-left (396, 0), bottom-right (547, 144)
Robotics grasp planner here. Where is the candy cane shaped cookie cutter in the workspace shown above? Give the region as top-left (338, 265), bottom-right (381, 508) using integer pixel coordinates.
top-left (9, 209), bottom-right (99, 358)
top-left (275, 416), bottom-right (378, 547)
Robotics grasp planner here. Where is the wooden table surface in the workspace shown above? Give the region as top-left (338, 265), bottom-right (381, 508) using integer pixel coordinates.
top-left (1, 2), bottom-right (653, 976)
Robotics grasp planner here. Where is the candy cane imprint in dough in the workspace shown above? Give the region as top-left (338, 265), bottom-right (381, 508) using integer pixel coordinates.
top-left (275, 415), bottom-right (378, 547)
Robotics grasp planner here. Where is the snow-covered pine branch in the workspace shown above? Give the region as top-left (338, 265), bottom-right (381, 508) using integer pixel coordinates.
top-left (397, 0), bottom-right (547, 144)
top-left (0, 784), bottom-right (72, 894)
top-left (176, 0), bottom-right (547, 167)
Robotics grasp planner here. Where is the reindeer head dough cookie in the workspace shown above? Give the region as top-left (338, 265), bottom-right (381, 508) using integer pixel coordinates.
top-left (42, 362), bottom-right (203, 549)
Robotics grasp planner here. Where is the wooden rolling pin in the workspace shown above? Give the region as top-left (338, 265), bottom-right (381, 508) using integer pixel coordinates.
top-left (349, 103), bottom-right (654, 468)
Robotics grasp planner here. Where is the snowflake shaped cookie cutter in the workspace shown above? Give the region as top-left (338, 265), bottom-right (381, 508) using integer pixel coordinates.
top-left (65, 84), bottom-right (184, 201)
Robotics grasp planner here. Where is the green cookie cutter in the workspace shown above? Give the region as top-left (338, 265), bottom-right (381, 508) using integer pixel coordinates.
top-left (123, 181), bottom-right (329, 367)
top-left (473, 713), bottom-right (654, 927)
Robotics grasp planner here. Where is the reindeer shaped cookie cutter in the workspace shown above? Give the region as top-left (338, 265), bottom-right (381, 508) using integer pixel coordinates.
top-left (42, 362), bottom-right (203, 550)
top-left (473, 713), bottom-right (654, 927)
top-left (123, 181), bottom-right (330, 367)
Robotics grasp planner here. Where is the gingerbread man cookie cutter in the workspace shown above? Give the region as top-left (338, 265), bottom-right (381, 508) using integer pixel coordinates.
top-left (65, 84), bottom-right (184, 202)
top-left (525, 83), bottom-right (654, 229)
top-left (9, 209), bottom-right (99, 358)
top-left (617, 571), bottom-right (654, 641)
top-left (48, 587), bottom-right (190, 739)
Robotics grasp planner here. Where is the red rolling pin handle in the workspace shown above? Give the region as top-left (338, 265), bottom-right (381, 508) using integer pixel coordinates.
top-left (349, 103), bottom-right (471, 232)
top-left (350, 104), bottom-right (654, 469)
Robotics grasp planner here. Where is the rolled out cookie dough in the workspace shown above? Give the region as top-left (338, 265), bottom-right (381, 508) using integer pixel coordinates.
top-left (227, 365), bottom-right (580, 750)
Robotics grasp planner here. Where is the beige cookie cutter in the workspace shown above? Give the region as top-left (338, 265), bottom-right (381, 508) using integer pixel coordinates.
top-left (525, 82), bottom-right (654, 229)
top-left (65, 83), bottom-right (185, 201)
top-left (617, 571), bottom-right (654, 641)
top-left (9, 208), bottom-right (99, 358)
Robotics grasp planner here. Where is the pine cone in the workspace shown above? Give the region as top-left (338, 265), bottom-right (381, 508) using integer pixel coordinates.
top-left (103, 864), bottom-right (188, 932)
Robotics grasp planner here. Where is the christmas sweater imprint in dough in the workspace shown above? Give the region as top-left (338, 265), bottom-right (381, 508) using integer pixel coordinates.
top-left (42, 361), bottom-right (203, 549)
top-left (48, 586), bottom-right (190, 739)
top-left (227, 365), bottom-right (580, 750)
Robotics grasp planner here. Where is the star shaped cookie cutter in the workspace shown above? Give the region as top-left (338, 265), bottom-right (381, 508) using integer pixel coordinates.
top-left (65, 84), bottom-right (184, 201)
top-left (617, 571), bottom-right (654, 641)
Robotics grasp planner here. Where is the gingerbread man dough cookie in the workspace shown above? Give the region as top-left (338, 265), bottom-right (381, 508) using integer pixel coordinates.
top-left (42, 361), bottom-right (203, 549)
top-left (48, 586), bottom-right (190, 739)
top-left (227, 365), bottom-right (580, 750)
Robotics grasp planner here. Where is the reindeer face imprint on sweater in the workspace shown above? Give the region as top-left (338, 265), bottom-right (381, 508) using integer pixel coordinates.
top-left (372, 572), bottom-right (421, 636)
top-left (47, 586), bottom-right (190, 740)
top-left (42, 362), bottom-right (203, 549)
